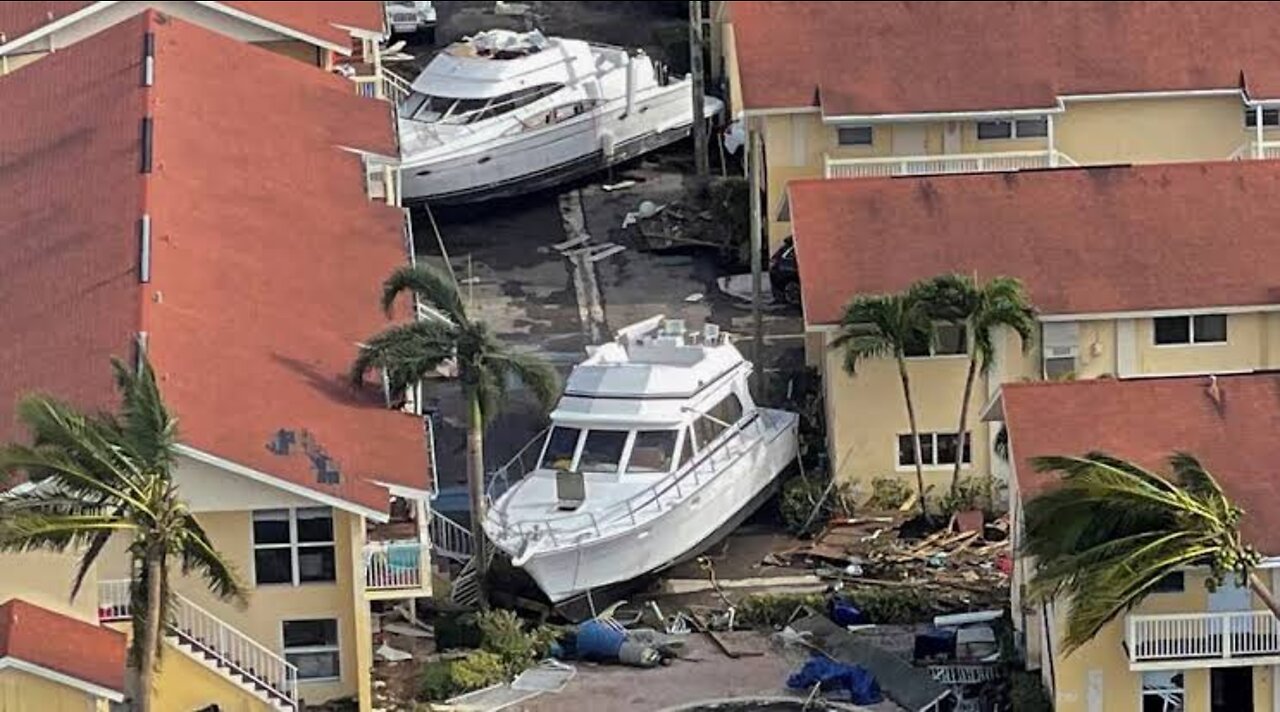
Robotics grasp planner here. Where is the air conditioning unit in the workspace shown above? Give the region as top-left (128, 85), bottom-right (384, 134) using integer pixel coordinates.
top-left (1043, 345), bottom-right (1078, 359)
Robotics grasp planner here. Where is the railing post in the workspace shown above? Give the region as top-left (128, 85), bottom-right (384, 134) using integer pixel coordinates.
top-left (1222, 614), bottom-right (1232, 659)
top-left (1126, 616), bottom-right (1136, 662)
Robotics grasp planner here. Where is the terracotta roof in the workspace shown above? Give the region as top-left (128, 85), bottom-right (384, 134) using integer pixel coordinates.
top-left (0, 2), bottom-right (381, 52)
top-left (0, 12), bottom-right (425, 513)
top-left (789, 161), bottom-right (1280, 326)
top-left (729, 1), bottom-right (1280, 114)
top-left (0, 598), bottom-right (127, 695)
top-left (1000, 373), bottom-right (1280, 555)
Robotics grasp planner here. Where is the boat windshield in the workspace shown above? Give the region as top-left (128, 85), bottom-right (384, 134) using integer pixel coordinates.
top-left (627, 430), bottom-right (677, 473)
top-left (578, 429), bottom-right (628, 473)
top-left (401, 84), bottom-right (565, 126)
top-left (540, 426), bottom-right (580, 470)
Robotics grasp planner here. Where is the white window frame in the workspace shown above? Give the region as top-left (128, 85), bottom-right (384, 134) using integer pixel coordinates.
top-left (281, 618), bottom-right (341, 683)
top-left (903, 322), bottom-right (969, 360)
top-left (251, 507), bottom-right (336, 587)
top-left (1245, 107), bottom-right (1280, 128)
top-left (976, 117), bottom-right (1048, 140)
top-left (836, 125), bottom-right (874, 146)
top-left (895, 432), bottom-right (973, 471)
top-left (1139, 670), bottom-right (1184, 712)
top-left (1151, 314), bottom-right (1228, 347)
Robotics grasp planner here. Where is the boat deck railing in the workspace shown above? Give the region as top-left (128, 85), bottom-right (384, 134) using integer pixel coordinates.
top-left (485, 409), bottom-right (796, 557)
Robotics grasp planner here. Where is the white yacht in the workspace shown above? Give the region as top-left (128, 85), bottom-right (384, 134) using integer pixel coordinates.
top-left (396, 30), bottom-right (724, 203)
top-left (483, 316), bottom-right (799, 604)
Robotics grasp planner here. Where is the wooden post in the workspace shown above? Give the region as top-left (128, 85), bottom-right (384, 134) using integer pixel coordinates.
top-left (689, 1), bottom-right (710, 178)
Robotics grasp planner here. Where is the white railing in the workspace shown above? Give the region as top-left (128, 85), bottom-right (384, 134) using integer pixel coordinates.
top-left (429, 513), bottom-right (474, 562)
top-left (1127, 611), bottom-right (1280, 665)
top-left (97, 580), bottom-right (298, 709)
top-left (824, 150), bottom-right (1076, 179)
top-left (363, 540), bottom-right (428, 590)
top-left (383, 70), bottom-right (412, 106)
top-left (365, 159), bottom-right (399, 205)
top-left (352, 74), bottom-right (381, 99)
top-left (486, 409), bottom-right (797, 558)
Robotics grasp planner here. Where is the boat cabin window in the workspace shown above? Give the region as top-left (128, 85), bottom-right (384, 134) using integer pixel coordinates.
top-left (693, 394), bottom-right (744, 448)
top-left (540, 426), bottom-right (581, 470)
top-left (405, 84), bottom-right (565, 125)
top-left (578, 429), bottom-right (629, 473)
top-left (627, 430), bottom-right (678, 473)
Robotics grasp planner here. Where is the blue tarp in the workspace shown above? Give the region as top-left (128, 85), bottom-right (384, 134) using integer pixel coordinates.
top-left (787, 654), bottom-right (883, 705)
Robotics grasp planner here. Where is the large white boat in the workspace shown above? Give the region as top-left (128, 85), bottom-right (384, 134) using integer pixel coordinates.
top-left (396, 30), bottom-right (724, 203)
top-left (483, 316), bottom-right (799, 604)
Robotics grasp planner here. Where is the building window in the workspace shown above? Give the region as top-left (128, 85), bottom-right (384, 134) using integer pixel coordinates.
top-left (1244, 108), bottom-right (1280, 127)
top-left (904, 323), bottom-right (967, 357)
top-left (1151, 571), bottom-right (1185, 593)
top-left (252, 508), bottom-right (336, 586)
top-left (1141, 670), bottom-right (1184, 712)
top-left (283, 619), bottom-right (340, 681)
top-left (898, 432), bottom-right (971, 468)
top-left (1153, 314), bottom-right (1227, 345)
top-left (694, 394), bottom-right (745, 448)
top-left (977, 117), bottom-right (1048, 140)
top-left (836, 126), bottom-right (873, 146)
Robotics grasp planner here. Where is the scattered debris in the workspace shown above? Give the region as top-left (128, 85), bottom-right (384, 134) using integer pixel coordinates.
top-left (660, 574), bottom-right (825, 596)
top-left (375, 642), bottom-right (414, 663)
top-left (602, 179), bottom-right (637, 192)
top-left (621, 200), bottom-right (665, 228)
top-left (510, 659), bottom-right (576, 693)
top-left (683, 292), bottom-right (704, 303)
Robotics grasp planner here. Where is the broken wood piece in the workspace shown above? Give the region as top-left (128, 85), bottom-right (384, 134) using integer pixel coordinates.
top-left (685, 610), bottom-right (763, 659)
top-left (551, 235), bottom-right (591, 252)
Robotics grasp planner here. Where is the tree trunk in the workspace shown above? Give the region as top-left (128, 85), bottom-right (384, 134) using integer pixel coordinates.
top-left (465, 390), bottom-right (489, 608)
top-left (136, 553), bottom-right (164, 712)
top-left (951, 355), bottom-right (979, 495)
top-left (688, 0), bottom-right (709, 178)
top-left (897, 357), bottom-right (928, 516)
top-left (1250, 571), bottom-right (1280, 618)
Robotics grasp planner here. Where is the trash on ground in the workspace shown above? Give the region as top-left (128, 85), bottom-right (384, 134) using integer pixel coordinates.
top-left (510, 659), bottom-right (576, 693)
top-left (786, 654), bottom-right (883, 705)
top-left (374, 642), bottom-right (413, 662)
top-left (621, 200), bottom-right (666, 228)
top-left (602, 179), bottom-right (637, 192)
top-left (684, 292), bottom-right (704, 303)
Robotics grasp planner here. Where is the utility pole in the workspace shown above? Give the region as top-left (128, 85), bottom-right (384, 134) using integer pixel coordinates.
top-left (748, 126), bottom-right (764, 395)
top-left (689, 0), bottom-right (710, 178)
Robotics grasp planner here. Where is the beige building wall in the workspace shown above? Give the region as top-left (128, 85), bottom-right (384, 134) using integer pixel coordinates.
top-left (0, 668), bottom-right (109, 712)
top-left (150, 637), bottom-right (276, 712)
top-left (1055, 95), bottom-right (1249, 165)
top-left (1133, 312), bottom-right (1268, 374)
top-left (98, 508), bottom-right (368, 706)
top-left (0, 551), bottom-right (99, 625)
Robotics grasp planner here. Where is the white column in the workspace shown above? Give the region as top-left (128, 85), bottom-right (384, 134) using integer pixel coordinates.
top-left (1047, 113), bottom-right (1058, 167)
top-left (1257, 106), bottom-right (1265, 159)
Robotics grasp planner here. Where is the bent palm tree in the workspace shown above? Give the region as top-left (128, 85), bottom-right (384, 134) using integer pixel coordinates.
top-left (0, 358), bottom-right (243, 712)
top-left (1024, 451), bottom-right (1280, 653)
top-left (920, 274), bottom-right (1036, 494)
top-left (350, 264), bottom-right (560, 600)
top-left (830, 291), bottom-right (932, 515)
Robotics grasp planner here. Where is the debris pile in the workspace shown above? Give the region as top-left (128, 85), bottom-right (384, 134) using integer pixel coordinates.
top-left (765, 512), bottom-right (1012, 613)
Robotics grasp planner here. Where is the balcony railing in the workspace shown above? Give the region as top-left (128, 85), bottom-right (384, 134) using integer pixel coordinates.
top-left (1126, 611), bottom-right (1280, 668)
top-left (824, 150), bottom-right (1076, 180)
top-left (363, 540), bottom-right (428, 591)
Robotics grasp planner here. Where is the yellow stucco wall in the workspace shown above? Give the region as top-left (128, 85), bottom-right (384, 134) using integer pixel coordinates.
top-left (0, 669), bottom-right (106, 712)
top-left (0, 551), bottom-right (99, 625)
top-left (1035, 570), bottom-right (1276, 711)
top-left (98, 508), bottom-right (368, 706)
top-left (151, 641), bottom-right (275, 712)
top-left (820, 334), bottom-right (989, 499)
top-left (1134, 312), bottom-right (1268, 375)
top-left (1055, 95), bottom-right (1248, 165)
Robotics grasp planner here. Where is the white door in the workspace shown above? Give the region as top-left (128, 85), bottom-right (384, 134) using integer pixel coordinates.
top-left (891, 124), bottom-right (927, 155)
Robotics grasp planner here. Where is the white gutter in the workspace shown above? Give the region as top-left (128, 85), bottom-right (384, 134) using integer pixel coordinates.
top-left (0, 1), bottom-right (117, 55)
top-left (822, 106), bottom-right (1061, 124)
top-left (740, 106), bottom-right (821, 118)
top-left (175, 444), bottom-right (391, 523)
top-left (195, 1), bottom-right (350, 55)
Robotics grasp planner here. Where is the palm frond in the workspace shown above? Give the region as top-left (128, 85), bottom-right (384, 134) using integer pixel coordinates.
top-left (177, 512), bottom-right (246, 604)
top-left (830, 293), bottom-right (931, 374)
top-left (490, 350), bottom-right (561, 411)
top-left (0, 513), bottom-right (135, 554)
top-left (381, 264), bottom-right (467, 323)
top-left (350, 320), bottom-right (457, 392)
top-left (110, 358), bottom-right (178, 471)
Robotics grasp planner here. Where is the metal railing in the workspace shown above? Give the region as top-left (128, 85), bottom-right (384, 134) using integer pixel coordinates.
top-left (485, 426), bottom-right (551, 506)
top-left (363, 540), bottom-right (428, 590)
top-left (428, 513), bottom-right (473, 562)
top-left (1127, 611), bottom-right (1280, 664)
top-left (383, 70), bottom-right (412, 106)
top-left (97, 580), bottom-right (298, 709)
top-left (486, 410), bottom-right (796, 560)
top-left (824, 150), bottom-right (1076, 179)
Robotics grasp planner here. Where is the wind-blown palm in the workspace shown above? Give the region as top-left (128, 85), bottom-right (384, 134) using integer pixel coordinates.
top-left (1023, 451), bottom-right (1280, 653)
top-left (0, 359), bottom-right (243, 711)
top-left (350, 264), bottom-right (560, 598)
top-left (920, 274), bottom-right (1036, 494)
top-left (829, 291), bottom-right (932, 514)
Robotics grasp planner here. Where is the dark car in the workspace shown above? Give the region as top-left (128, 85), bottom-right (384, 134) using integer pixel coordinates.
top-left (769, 236), bottom-right (801, 306)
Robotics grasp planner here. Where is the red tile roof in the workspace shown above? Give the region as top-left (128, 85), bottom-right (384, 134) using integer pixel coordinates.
top-left (789, 161), bottom-right (1280, 326)
top-left (730, 1), bottom-right (1280, 115)
top-left (0, 12), bottom-right (425, 513)
top-left (0, 2), bottom-right (381, 52)
top-left (0, 598), bottom-right (126, 695)
top-left (1001, 373), bottom-right (1280, 555)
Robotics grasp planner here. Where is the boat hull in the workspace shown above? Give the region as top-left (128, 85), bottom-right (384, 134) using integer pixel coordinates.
top-left (503, 409), bottom-right (799, 603)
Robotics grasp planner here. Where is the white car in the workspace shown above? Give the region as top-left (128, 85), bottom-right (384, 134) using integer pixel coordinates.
top-left (386, 1), bottom-right (436, 37)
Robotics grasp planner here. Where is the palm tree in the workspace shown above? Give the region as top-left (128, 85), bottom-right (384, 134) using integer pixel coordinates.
top-left (350, 264), bottom-right (560, 599)
top-left (0, 358), bottom-right (243, 712)
top-left (830, 291), bottom-right (933, 515)
top-left (1023, 451), bottom-right (1280, 653)
top-left (920, 274), bottom-right (1036, 495)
